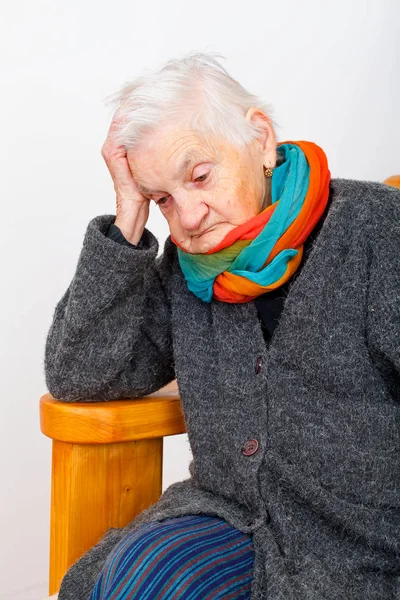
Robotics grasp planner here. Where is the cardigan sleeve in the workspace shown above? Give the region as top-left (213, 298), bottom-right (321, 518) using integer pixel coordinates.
top-left (366, 184), bottom-right (400, 396)
top-left (44, 214), bottom-right (176, 402)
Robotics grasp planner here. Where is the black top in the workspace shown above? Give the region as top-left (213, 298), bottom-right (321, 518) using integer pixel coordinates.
top-left (106, 193), bottom-right (332, 346)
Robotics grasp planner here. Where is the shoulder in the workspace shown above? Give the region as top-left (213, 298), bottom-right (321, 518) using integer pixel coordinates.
top-left (329, 177), bottom-right (400, 212)
top-left (327, 177), bottom-right (400, 236)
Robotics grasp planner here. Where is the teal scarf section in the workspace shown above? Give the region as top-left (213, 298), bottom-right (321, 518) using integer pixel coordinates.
top-left (176, 143), bottom-right (310, 303)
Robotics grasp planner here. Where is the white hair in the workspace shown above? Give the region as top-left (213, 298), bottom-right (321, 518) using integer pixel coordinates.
top-left (105, 50), bottom-right (277, 150)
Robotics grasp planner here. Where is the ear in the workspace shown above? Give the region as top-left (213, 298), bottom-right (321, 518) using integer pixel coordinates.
top-left (245, 107), bottom-right (277, 168)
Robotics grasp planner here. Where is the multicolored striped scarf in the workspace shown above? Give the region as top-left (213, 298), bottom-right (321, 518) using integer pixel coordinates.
top-left (171, 141), bottom-right (331, 303)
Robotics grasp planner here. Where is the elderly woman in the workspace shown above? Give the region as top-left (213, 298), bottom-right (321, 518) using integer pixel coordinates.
top-left (44, 52), bottom-right (400, 600)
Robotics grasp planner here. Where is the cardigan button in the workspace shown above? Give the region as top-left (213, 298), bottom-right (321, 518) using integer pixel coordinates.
top-left (255, 355), bottom-right (263, 374)
top-left (242, 439), bottom-right (259, 456)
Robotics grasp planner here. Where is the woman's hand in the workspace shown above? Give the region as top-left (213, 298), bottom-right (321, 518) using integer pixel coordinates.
top-left (101, 114), bottom-right (150, 245)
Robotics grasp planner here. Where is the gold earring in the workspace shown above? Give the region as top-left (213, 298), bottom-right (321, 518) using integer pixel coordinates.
top-left (264, 165), bottom-right (273, 178)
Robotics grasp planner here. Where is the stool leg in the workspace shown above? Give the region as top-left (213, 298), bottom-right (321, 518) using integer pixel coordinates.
top-left (48, 438), bottom-right (163, 595)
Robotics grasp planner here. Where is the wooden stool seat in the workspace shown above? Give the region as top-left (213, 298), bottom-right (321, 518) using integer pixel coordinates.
top-left (40, 381), bottom-right (185, 444)
top-left (383, 175), bottom-right (400, 188)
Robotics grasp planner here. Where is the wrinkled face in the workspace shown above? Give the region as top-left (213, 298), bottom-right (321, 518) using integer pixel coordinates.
top-left (127, 119), bottom-right (276, 254)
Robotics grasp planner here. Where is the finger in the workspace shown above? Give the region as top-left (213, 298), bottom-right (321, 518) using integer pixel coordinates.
top-left (109, 153), bottom-right (136, 190)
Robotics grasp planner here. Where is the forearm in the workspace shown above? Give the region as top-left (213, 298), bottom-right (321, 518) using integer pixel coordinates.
top-left (44, 214), bottom-right (175, 402)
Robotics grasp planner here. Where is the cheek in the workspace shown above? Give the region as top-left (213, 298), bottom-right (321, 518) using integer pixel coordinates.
top-left (161, 211), bottom-right (181, 235)
top-left (236, 178), bottom-right (258, 210)
top-left (212, 173), bottom-right (242, 207)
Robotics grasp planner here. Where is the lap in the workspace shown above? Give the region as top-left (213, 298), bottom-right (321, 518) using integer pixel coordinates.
top-left (90, 514), bottom-right (254, 599)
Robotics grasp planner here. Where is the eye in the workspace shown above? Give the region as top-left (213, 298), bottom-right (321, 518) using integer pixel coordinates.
top-left (195, 173), bottom-right (208, 183)
top-left (156, 196), bottom-right (170, 206)
top-left (155, 173), bottom-right (209, 206)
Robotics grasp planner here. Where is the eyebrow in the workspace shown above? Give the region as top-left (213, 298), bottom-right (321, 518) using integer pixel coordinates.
top-left (137, 152), bottom-right (204, 195)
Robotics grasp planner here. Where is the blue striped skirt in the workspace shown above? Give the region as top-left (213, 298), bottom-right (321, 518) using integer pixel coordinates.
top-left (90, 514), bottom-right (254, 599)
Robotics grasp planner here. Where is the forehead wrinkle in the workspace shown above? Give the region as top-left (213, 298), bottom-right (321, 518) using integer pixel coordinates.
top-left (137, 150), bottom-right (205, 194)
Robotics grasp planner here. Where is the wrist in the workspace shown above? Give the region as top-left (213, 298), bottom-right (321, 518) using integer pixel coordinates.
top-left (114, 219), bottom-right (145, 246)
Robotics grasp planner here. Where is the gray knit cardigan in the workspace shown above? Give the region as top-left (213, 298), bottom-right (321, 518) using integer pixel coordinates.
top-left (44, 178), bottom-right (400, 600)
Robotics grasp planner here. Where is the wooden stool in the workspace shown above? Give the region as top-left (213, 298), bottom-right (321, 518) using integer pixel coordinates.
top-left (40, 381), bottom-right (185, 596)
top-left (383, 174), bottom-right (400, 188)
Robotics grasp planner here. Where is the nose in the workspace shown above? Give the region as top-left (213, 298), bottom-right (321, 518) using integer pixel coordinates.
top-left (175, 194), bottom-right (209, 234)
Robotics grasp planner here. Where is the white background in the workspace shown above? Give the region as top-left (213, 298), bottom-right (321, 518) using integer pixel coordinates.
top-left (1, 0), bottom-right (399, 598)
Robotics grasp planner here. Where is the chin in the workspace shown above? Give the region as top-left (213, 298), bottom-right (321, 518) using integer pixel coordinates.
top-left (174, 224), bottom-right (232, 254)
top-left (188, 229), bottom-right (227, 254)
